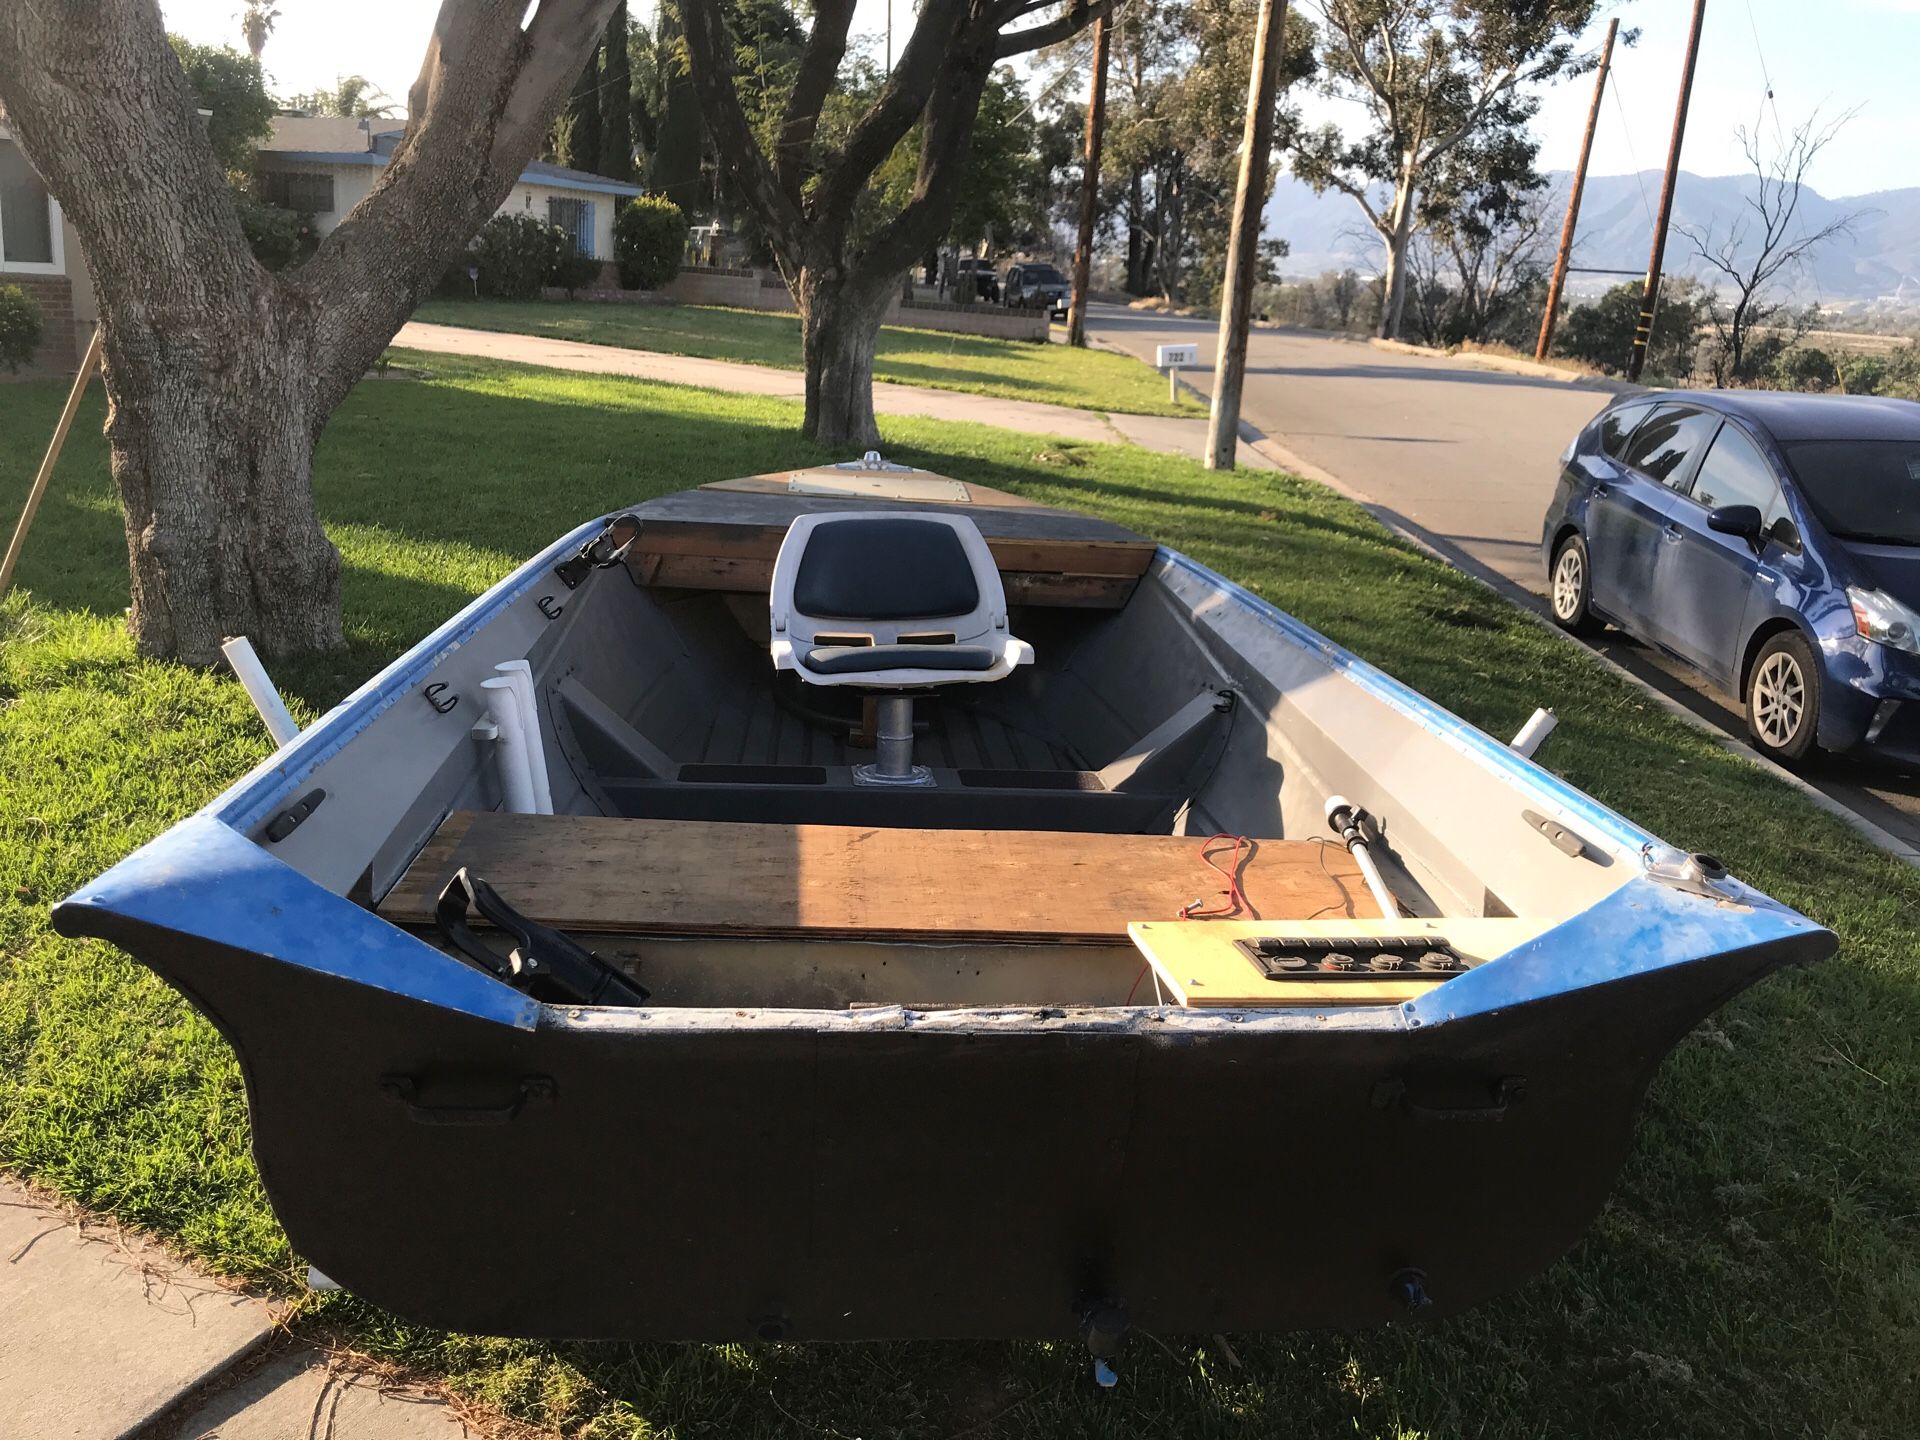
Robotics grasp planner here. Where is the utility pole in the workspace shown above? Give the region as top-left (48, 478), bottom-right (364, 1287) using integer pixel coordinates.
top-left (1536, 17), bottom-right (1617, 362)
top-left (1205, 0), bottom-right (1288, 471)
top-left (1067, 14), bottom-right (1111, 348)
top-left (1628, 0), bottom-right (1707, 382)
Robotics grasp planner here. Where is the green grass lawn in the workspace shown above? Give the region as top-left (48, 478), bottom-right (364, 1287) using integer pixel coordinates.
top-left (2, 355), bottom-right (1916, 1439)
top-left (412, 296), bottom-right (1199, 418)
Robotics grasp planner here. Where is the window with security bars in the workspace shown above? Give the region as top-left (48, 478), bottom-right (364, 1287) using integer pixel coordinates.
top-left (257, 170), bottom-right (335, 214)
top-left (548, 196), bottom-right (594, 257)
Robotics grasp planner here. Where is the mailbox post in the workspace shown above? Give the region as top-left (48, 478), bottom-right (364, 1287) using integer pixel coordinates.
top-left (1155, 343), bottom-right (1198, 405)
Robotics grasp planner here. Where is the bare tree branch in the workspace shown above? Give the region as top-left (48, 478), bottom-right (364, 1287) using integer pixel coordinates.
top-left (997, 0), bottom-right (1106, 60)
top-left (812, 0), bottom-right (970, 231)
top-left (1677, 105), bottom-right (1866, 384)
top-left (775, 0), bottom-right (855, 203)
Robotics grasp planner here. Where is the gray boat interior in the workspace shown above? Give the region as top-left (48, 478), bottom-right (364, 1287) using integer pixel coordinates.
top-left (248, 475), bottom-right (1639, 1013)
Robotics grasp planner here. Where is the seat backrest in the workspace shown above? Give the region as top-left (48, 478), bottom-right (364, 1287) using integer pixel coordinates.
top-left (771, 511), bottom-right (1010, 647)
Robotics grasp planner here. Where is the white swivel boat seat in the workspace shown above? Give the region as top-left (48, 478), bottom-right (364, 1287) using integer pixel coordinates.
top-left (769, 511), bottom-right (1035, 785)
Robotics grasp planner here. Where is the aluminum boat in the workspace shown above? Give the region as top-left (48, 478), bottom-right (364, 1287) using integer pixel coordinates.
top-left (54, 457), bottom-right (1834, 1351)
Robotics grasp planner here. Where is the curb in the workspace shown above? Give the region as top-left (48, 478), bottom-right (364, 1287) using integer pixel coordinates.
top-left (1367, 336), bottom-right (1644, 393)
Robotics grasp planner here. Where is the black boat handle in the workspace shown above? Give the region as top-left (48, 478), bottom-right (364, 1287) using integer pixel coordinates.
top-left (380, 1074), bottom-right (555, 1127)
top-left (1371, 1075), bottom-right (1527, 1122)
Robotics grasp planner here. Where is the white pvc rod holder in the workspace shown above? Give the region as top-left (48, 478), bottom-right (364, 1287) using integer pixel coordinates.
top-left (482, 678), bottom-right (539, 814)
top-left (493, 660), bottom-right (553, 814)
top-left (1510, 707), bottom-right (1558, 759)
top-left (220, 636), bottom-right (300, 747)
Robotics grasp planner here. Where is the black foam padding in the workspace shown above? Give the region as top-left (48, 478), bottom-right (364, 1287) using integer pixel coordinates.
top-left (793, 519), bottom-right (981, 621)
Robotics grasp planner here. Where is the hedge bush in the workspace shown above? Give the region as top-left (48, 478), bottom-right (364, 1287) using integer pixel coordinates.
top-left (234, 190), bottom-right (317, 271)
top-left (466, 214), bottom-right (570, 300)
top-left (0, 284), bottom-right (43, 372)
top-left (550, 247), bottom-right (603, 296)
top-left (614, 195), bottom-right (687, 290)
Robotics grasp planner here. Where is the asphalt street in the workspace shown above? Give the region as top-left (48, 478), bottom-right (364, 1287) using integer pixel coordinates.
top-left (1086, 303), bottom-right (1920, 851)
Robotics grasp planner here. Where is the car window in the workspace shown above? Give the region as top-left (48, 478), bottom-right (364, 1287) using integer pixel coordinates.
top-left (1784, 439), bottom-right (1920, 545)
top-left (1689, 423), bottom-right (1784, 523)
top-left (1597, 402), bottom-right (1655, 458)
top-left (1622, 405), bottom-right (1722, 489)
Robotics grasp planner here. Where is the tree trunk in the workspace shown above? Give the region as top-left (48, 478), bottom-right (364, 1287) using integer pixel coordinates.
top-left (1126, 169), bottom-right (1146, 294)
top-left (1066, 13), bottom-right (1109, 349)
top-left (0, 0), bottom-right (621, 662)
top-left (1377, 182), bottom-right (1418, 339)
top-left (798, 269), bottom-right (891, 451)
top-left (102, 301), bottom-right (343, 664)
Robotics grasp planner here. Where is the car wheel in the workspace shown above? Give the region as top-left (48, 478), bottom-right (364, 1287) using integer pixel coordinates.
top-left (1746, 631), bottom-right (1821, 763)
top-left (1548, 533), bottom-right (1600, 635)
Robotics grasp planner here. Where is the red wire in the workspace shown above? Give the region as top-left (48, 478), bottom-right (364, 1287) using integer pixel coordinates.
top-left (1130, 833), bottom-right (1256, 1005)
top-left (1179, 833), bottom-right (1253, 920)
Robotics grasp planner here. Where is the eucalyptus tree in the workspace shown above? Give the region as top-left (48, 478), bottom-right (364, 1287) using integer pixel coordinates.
top-left (1288, 0), bottom-right (1597, 339)
top-left (0, 0), bottom-right (621, 663)
top-left (679, 0), bottom-right (1109, 447)
top-left (1101, 0), bottom-right (1313, 304)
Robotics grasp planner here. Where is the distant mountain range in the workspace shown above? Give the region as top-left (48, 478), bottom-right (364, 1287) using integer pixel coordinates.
top-left (1265, 169), bottom-right (1920, 304)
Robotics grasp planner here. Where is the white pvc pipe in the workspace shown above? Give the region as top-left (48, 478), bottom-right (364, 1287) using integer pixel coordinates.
top-left (1510, 707), bottom-right (1558, 759)
top-left (494, 660), bottom-right (553, 814)
top-left (1349, 841), bottom-right (1403, 921)
top-left (1324, 795), bottom-right (1402, 920)
top-left (482, 678), bottom-right (538, 814)
top-left (220, 635), bottom-right (300, 747)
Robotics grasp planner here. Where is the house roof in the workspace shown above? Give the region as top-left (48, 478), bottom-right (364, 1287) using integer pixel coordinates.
top-left (519, 158), bottom-right (646, 197)
top-left (260, 115), bottom-right (643, 198)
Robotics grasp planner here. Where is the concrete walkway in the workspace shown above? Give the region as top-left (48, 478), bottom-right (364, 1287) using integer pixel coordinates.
top-left (393, 321), bottom-right (1276, 469)
top-left (0, 1177), bottom-right (471, 1438)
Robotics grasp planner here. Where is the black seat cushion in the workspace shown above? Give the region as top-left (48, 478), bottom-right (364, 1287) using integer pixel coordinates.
top-left (805, 644), bottom-right (1000, 675)
top-left (792, 518), bottom-right (981, 621)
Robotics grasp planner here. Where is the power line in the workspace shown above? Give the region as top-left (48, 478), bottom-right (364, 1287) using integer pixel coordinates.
top-left (1743, 0), bottom-right (1787, 145)
top-left (1608, 71), bottom-right (1658, 235)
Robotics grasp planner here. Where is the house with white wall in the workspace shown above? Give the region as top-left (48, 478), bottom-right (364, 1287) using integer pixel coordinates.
top-left (256, 116), bottom-right (642, 270)
top-left (0, 114), bottom-right (96, 374)
top-left (0, 113), bottom-right (645, 376)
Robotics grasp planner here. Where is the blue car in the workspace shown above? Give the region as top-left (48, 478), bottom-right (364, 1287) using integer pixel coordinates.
top-left (1542, 390), bottom-right (1920, 764)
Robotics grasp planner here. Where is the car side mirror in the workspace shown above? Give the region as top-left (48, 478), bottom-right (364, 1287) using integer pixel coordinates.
top-left (1767, 516), bottom-right (1801, 553)
top-left (1707, 504), bottom-right (1765, 549)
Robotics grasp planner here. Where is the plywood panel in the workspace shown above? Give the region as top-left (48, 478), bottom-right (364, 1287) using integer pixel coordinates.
top-left (1126, 917), bottom-right (1551, 1007)
top-left (380, 813), bottom-right (1367, 946)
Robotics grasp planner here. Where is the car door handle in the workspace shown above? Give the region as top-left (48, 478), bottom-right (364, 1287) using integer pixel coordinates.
top-left (1662, 523), bottom-right (1684, 543)
top-left (1592, 483), bottom-right (1609, 498)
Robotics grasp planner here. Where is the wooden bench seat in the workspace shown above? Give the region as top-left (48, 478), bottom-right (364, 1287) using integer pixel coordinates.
top-left (379, 813), bottom-right (1367, 947)
top-left (622, 476), bottom-right (1160, 610)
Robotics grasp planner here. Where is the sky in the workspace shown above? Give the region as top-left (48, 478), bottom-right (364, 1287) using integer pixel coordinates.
top-left (158, 0), bottom-right (1920, 200)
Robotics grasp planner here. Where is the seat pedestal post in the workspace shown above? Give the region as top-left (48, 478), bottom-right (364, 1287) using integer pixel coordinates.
top-left (854, 695), bottom-right (934, 786)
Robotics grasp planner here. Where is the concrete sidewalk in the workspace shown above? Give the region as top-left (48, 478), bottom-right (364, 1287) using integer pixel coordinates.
top-left (393, 321), bottom-right (1276, 469)
top-left (0, 1176), bottom-right (471, 1438)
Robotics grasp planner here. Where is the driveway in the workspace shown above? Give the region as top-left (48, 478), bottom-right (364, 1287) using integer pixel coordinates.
top-left (1086, 303), bottom-right (1920, 852)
